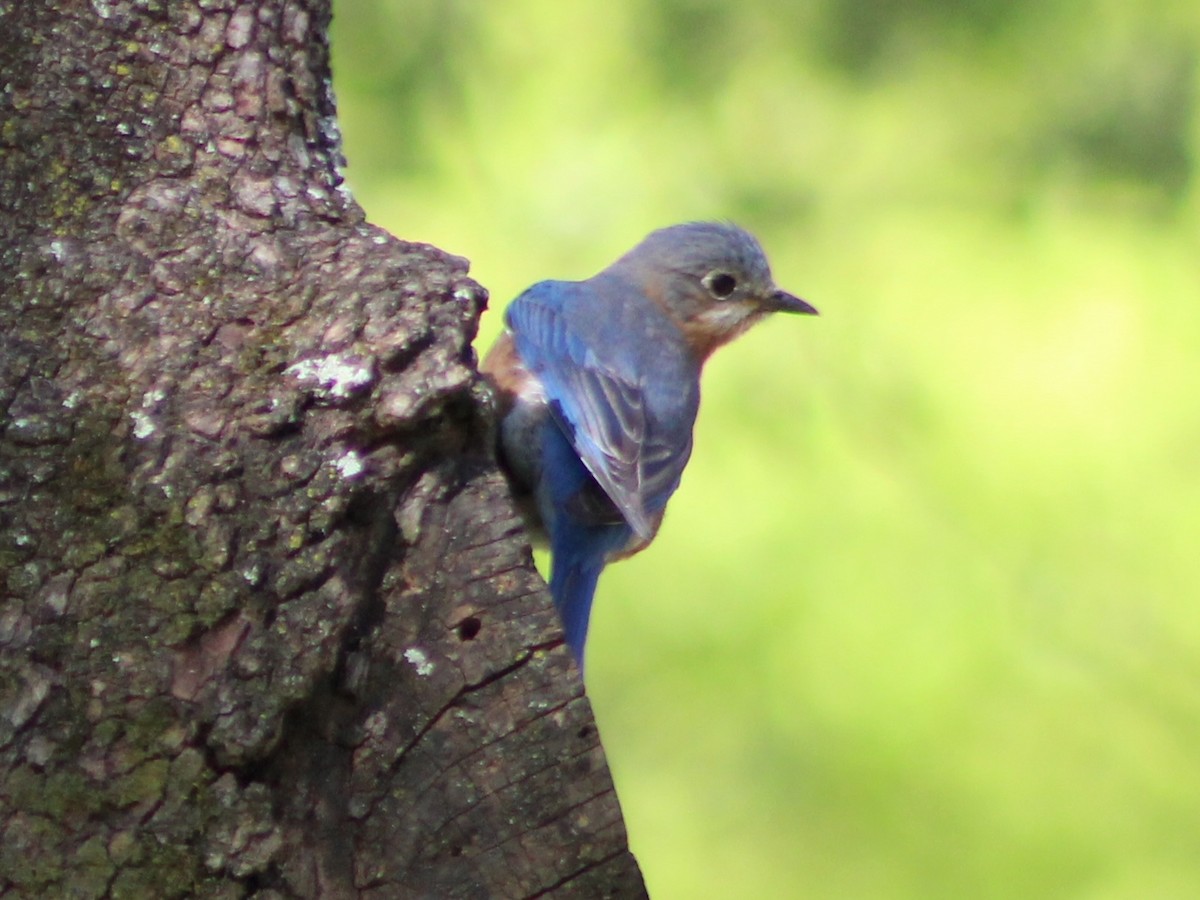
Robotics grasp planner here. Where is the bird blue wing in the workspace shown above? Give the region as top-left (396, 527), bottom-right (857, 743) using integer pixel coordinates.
top-left (506, 280), bottom-right (696, 538)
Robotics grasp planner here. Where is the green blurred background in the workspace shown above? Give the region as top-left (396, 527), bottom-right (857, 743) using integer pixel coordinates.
top-left (331, 2), bottom-right (1200, 896)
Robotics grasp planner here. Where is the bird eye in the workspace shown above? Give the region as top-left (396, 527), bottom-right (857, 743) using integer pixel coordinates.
top-left (704, 271), bottom-right (738, 299)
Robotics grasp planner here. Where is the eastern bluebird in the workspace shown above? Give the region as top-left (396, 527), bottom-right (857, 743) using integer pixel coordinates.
top-left (482, 222), bottom-right (816, 667)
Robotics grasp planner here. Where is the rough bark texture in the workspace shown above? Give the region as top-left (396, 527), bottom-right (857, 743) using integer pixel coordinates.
top-left (0, 2), bottom-right (647, 897)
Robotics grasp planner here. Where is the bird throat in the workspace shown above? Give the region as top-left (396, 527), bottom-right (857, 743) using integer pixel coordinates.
top-left (682, 303), bottom-right (763, 361)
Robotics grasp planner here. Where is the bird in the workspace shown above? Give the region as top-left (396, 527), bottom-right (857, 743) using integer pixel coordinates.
top-left (481, 222), bottom-right (817, 668)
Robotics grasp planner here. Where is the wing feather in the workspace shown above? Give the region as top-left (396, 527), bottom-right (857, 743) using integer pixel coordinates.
top-left (507, 282), bottom-right (694, 538)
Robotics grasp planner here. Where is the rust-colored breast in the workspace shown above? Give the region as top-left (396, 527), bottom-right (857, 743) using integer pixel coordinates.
top-left (480, 330), bottom-right (528, 414)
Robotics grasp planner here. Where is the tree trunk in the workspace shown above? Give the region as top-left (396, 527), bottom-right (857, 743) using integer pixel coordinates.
top-left (0, 2), bottom-right (646, 897)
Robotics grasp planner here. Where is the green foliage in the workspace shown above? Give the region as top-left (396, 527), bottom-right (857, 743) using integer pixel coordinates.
top-left (332, 2), bottom-right (1200, 896)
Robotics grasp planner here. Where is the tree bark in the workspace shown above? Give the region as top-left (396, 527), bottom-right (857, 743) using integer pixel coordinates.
top-left (0, 2), bottom-right (646, 897)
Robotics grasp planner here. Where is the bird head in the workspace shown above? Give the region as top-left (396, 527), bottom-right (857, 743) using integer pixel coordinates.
top-left (609, 222), bottom-right (817, 359)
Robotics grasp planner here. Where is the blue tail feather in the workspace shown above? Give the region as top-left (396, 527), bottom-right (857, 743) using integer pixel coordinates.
top-left (550, 551), bottom-right (604, 666)
top-left (549, 517), bottom-right (632, 669)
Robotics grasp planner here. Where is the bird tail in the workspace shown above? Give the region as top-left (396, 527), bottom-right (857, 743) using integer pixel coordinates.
top-left (550, 552), bottom-right (603, 669)
top-left (549, 521), bottom-right (630, 670)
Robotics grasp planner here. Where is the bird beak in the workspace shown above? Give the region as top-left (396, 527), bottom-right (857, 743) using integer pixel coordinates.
top-left (765, 289), bottom-right (818, 315)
